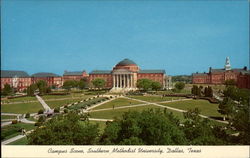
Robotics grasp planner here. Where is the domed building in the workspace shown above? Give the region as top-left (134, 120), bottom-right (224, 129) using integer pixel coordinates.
top-left (89, 58), bottom-right (172, 91)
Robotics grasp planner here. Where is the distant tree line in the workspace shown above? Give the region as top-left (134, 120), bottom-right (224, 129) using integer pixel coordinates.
top-left (172, 75), bottom-right (192, 84)
top-left (136, 79), bottom-right (162, 91)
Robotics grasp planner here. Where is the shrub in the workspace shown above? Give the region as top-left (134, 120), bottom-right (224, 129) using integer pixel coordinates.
top-left (38, 115), bottom-right (46, 123)
top-left (64, 109), bottom-right (68, 113)
top-left (64, 105), bottom-right (68, 108)
top-left (38, 109), bottom-right (44, 114)
top-left (12, 120), bottom-right (18, 124)
top-left (25, 113), bottom-right (30, 118)
top-left (35, 122), bottom-right (42, 126)
top-left (54, 107), bottom-right (60, 113)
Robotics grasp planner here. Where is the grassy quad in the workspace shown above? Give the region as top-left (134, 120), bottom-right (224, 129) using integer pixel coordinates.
top-left (2, 96), bottom-right (37, 103)
top-left (89, 104), bottom-right (185, 120)
top-left (1, 102), bottom-right (43, 114)
top-left (91, 98), bottom-right (144, 110)
top-left (46, 98), bottom-right (89, 109)
top-left (1, 115), bottom-right (18, 120)
top-left (128, 95), bottom-right (185, 103)
top-left (159, 99), bottom-right (222, 118)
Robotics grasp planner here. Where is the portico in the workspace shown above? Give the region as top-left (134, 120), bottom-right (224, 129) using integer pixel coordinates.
top-left (112, 69), bottom-right (136, 90)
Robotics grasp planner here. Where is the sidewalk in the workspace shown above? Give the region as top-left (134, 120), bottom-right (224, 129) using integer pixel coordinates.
top-left (35, 95), bottom-right (52, 111)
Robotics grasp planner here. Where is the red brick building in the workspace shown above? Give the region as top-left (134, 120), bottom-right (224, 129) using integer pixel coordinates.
top-left (63, 70), bottom-right (88, 81)
top-left (192, 57), bottom-right (249, 87)
top-left (89, 59), bottom-right (171, 91)
top-left (31, 72), bottom-right (63, 88)
top-left (1, 70), bottom-right (31, 91)
top-left (237, 72), bottom-right (250, 89)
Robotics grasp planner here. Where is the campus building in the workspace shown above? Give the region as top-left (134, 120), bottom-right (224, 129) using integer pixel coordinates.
top-left (31, 72), bottom-right (63, 87)
top-left (192, 57), bottom-right (249, 88)
top-left (1, 70), bottom-right (31, 91)
top-left (63, 70), bottom-right (88, 81)
top-left (89, 59), bottom-right (172, 91)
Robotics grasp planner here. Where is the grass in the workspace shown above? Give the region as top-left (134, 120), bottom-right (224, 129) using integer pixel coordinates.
top-left (1, 102), bottom-right (43, 114)
top-left (159, 99), bottom-right (222, 117)
top-left (128, 95), bottom-right (185, 103)
top-left (42, 93), bottom-right (91, 100)
top-left (1, 115), bottom-right (17, 120)
top-left (68, 97), bottom-right (108, 110)
top-left (92, 98), bottom-right (144, 110)
top-left (46, 98), bottom-right (86, 109)
top-left (89, 104), bottom-right (184, 120)
top-left (8, 137), bottom-right (28, 145)
top-left (1, 123), bottom-right (36, 141)
top-left (2, 96), bottom-right (37, 103)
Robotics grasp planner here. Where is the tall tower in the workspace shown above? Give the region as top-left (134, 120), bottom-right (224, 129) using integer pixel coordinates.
top-left (224, 57), bottom-right (231, 70)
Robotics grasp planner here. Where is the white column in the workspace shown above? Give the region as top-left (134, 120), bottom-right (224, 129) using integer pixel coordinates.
top-left (113, 75), bottom-right (115, 88)
top-left (119, 74), bottom-right (121, 88)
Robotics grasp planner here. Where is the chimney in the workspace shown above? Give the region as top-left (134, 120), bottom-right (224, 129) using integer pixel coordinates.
top-left (209, 67), bottom-right (212, 72)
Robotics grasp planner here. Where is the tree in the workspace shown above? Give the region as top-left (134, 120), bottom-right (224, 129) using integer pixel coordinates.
top-left (2, 84), bottom-right (13, 96)
top-left (100, 109), bottom-right (187, 145)
top-left (224, 79), bottom-right (236, 86)
top-left (218, 97), bottom-right (235, 121)
top-left (91, 78), bottom-right (106, 89)
top-left (27, 84), bottom-right (37, 96)
top-left (28, 112), bottom-right (99, 145)
top-left (63, 80), bottom-right (78, 90)
top-left (78, 78), bottom-right (88, 89)
top-left (136, 79), bottom-right (152, 91)
top-left (182, 108), bottom-right (226, 145)
top-left (174, 82), bottom-right (185, 92)
top-left (151, 81), bottom-right (162, 91)
top-left (36, 80), bottom-right (48, 95)
top-left (191, 85), bottom-right (201, 96)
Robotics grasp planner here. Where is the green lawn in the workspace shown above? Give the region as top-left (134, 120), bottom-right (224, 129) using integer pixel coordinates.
top-left (1, 123), bottom-right (36, 141)
top-left (1, 102), bottom-right (43, 114)
top-left (159, 99), bottom-right (222, 117)
top-left (42, 93), bottom-right (91, 100)
top-left (45, 98), bottom-right (84, 109)
top-left (128, 95), bottom-right (185, 103)
top-left (89, 104), bottom-right (184, 120)
top-left (1, 115), bottom-right (17, 120)
top-left (92, 98), bottom-right (144, 110)
top-left (3, 96), bottom-right (37, 103)
top-left (8, 137), bottom-right (28, 145)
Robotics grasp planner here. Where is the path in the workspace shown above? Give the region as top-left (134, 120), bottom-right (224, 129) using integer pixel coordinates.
top-left (35, 95), bottom-right (52, 112)
top-left (89, 118), bottom-right (113, 122)
top-left (2, 130), bottom-right (34, 145)
top-left (1, 135), bottom-right (26, 145)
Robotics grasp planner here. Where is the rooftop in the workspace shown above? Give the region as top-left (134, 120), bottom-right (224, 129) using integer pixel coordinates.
top-left (116, 58), bottom-right (137, 66)
top-left (1, 70), bottom-right (30, 78)
top-left (63, 71), bottom-right (86, 76)
top-left (139, 70), bottom-right (166, 74)
top-left (31, 72), bottom-right (60, 77)
top-left (89, 70), bottom-right (112, 74)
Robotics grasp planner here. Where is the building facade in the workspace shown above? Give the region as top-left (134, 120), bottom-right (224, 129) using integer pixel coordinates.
top-left (89, 59), bottom-right (171, 91)
top-left (63, 71), bottom-right (88, 81)
top-left (31, 72), bottom-right (63, 87)
top-left (192, 57), bottom-right (249, 87)
top-left (237, 72), bottom-right (250, 89)
top-left (1, 70), bottom-right (31, 91)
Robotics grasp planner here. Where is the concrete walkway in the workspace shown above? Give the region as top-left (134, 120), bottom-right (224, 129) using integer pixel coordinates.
top-left (1, 135), bottom-right (26, 145)
top-left (89, 118), bottom-right (113, 122)
top-left (35, 95), bottom-right (51, 112)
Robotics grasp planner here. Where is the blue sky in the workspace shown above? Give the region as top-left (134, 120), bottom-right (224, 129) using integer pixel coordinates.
top-left (1, 0), bottom-right (249, 76)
